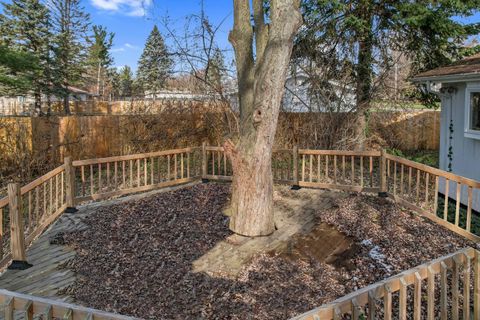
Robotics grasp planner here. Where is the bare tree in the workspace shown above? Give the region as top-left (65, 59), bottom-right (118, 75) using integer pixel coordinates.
top-left (223, 0), bottom-right (302, 236)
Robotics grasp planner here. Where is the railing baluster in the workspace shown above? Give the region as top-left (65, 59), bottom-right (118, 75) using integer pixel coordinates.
top-left (467, 186), bottom-right (473, 231)
top-left (455, 183), bottom-right (461, 226)
top-left (400, 164), bottom-right (404, 195)
top-left (360, 156), bottom-right (364, 188)
top-left (317, 155), bottom-right (321, 182)
top-left (399, 277), bottom-right (407, 320)
top-left (408, 166), bottom-right (412, 195)
top-left (136, 159), bottom-right (140, 187)
top-left (181, 153), bottom-right (184, 179)
top-left (300, 154), bottom-right (305, 182)
top-left (98, 163), bottom-right (102, 191)
top-left (129, 159), bottom-right (133, 187)
top-left (369, 156), bottom-right (373, 188)
top-left (107, 162), bottom-right (110, 189)
top-left (424, 172), bottom-right (429, 206)
top-left (309, 154), bottom-right (313, 183)
top-left (393, 161), bottom-right (397, 196)
top-left (90, 164), bottom-right (94, 195)
top-left (440, 261), bottom-right (448, 320)
top-left (144, 158), bottom-right (147, 185)
top-left (383, 284), bottom-right (392, 320)
top-left (114, 161), bottom-right (118, 189)
top-left (464, 254), bottom-right (471, 320)
top-left (333, 155), bottom-right (337, 185)
top-left (368, 289), bottom-right (376, 320)
top-left (167, 155), bottom-right (171, 180)
top-left (444, 179), bottom-right (450, 220)
top-left (351, 155), bottom-right (354, 184)
top-left (415, 169), bottom-right (420, 204)
top-left (427, 266), bottom-right (435, 320)
top-left (452, 255), bottom-right (460, 320)
top-left (325, 155), bottom-right (329, 181)
top-left (414, 272), bottom-right (421, 320)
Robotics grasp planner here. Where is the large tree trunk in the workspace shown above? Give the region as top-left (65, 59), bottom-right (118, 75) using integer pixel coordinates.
top-left (354, 1), bottom-right (374, 150)
top-left (225, 0), bottom-right (302, 237)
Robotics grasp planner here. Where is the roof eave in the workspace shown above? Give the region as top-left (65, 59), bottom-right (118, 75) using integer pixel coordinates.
top-left (411, 72), bottom-right (480, 83)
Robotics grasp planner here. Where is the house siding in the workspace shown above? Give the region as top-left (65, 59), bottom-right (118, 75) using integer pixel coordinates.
top-left (439, 82), bottom-right (480, 212)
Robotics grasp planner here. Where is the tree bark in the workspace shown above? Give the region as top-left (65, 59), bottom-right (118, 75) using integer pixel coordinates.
top-left (354, 1), bottom-right (374, 150)
top-left (225, 0), bottom-right (302, 237)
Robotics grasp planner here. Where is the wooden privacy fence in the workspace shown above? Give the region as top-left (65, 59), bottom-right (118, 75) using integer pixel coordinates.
top-left (0, 144), bottom-right (480, 271)
top-left (0, 288), bottom-right (136, 319)
top-left (291, 247), bottom-right (480, 320)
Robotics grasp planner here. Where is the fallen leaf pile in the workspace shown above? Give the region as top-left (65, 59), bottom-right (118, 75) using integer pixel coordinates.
top-left (59, 184), bottom-right (476, 319)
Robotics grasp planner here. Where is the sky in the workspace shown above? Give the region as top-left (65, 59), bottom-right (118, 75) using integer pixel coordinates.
top-left (86, 0), bottom-right (234, 72)
top-left (86, 0), bottom-right (480, 73)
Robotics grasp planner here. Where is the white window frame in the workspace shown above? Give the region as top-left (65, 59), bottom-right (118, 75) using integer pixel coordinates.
top-left (465, 83), bottom-right (480, 140)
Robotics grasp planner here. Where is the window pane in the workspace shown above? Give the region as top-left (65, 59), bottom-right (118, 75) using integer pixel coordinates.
top-left (471, 92), bottom-right (480, 131)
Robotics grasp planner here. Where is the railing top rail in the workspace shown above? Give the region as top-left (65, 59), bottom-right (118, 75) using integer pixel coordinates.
top-left (298, 149), bottom-right (381, 157)
top-left (385, 153), bottom-right (480, 188)
top-left (72, 147), bottom-right (199, 166)
top-left (0, 288), bottom-right (138, 319)
top-left (20, 165), bottom-right (65, 195)
top-left (205, 146), bottom-right (294, 153)
top-left (291, 247), bottom-right (476, 320)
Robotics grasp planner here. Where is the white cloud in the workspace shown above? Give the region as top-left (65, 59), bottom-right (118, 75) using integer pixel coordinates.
top-left (90, 0), bottom-right (151, 16)
top-left (110, 43), bottom-right (139, 55)
top-left (124, 43), bottom-right (139, 49)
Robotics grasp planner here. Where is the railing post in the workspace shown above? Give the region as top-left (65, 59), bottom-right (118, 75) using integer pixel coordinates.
top-left (474, 250), bottom-right (480, 319)
top-left (379, 149), bottom-right (388, 197)
top-left (64, 157), bottom-right (78, 213)
top-left (201, 142), bottom-right (209, 183)
top-left (7, 183), bottom-right (31, 270)
top-left (291, 146), bottom-right (300, 190)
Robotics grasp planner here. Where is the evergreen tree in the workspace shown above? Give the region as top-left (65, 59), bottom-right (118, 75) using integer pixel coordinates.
top-left (119, 66), bottom-right (134, 98)
top-left (136, 25), bottom-right (172, 99)
top-left (86, 25), bottom-right (114, 97)
top-left (49, 0), bottom-right (90, 114)
top-left (0, 46), bottom-right (39, 95)
top-left (0, 0), bottom-right (52, 114)
top-left (296, 0), bottom-right (480, 145)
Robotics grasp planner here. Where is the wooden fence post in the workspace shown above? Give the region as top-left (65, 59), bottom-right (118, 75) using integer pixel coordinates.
top-left (64, 157), bottom-right (78, 213)
top-left (7, 183), bottom-right (31, 270)
top-left (379, 149), bottom-right (388, 197)
top-left (201, 142), bottom-right (208, 183)
top-left (292, 146), bottom-right (300, 190)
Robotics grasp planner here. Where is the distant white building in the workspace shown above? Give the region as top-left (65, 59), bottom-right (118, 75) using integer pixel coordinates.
top-left (226, 70), bottom-right (356, 113)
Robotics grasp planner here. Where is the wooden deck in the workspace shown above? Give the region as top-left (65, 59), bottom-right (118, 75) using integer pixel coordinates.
top-left (0, 209), bottom-right (86, 303)
top-left (0, 182), bottom-right (199, 304)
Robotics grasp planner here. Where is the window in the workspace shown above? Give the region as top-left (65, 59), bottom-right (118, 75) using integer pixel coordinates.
top-left (470, 92), bottom-right (480, 131)
top-left (465, 85), bottom-right (480, 139)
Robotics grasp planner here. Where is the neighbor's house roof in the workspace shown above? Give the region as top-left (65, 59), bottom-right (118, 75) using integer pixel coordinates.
top-left (412, 53), bottom-right (480, 82)
top-left (67, 86), bottom-right (96, 96)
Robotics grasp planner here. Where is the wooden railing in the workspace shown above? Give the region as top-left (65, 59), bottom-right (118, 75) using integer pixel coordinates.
top-left (1, 145), bottom-right (480, 271)
top-left (292, 247), bottom-right (480, 320)
top-left (72, 147), bottom-right (201, 202)
top-left (0, 145), bottom-right (480, 319)
top-left (385, 153), bottom-right (480, 242)
top-left (0, 288), bottom-right (136, 319)
top-left (297, 149), bottom-right (381, 192)
top-left (0, 165), bottom-right (67, 268)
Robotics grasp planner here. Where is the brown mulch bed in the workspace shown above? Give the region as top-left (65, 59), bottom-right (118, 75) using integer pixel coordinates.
top-left (59, 184), bottom-right (475, 320)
